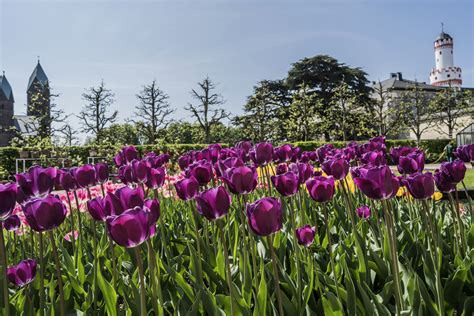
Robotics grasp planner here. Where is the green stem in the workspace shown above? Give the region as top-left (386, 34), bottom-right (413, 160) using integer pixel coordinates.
top-left (218, 219), bottom-right (236, 316)
top-left (49, 231), bottom-right (65, 316)
top-left (321, 202), bottom-right (342, 303)
top-left (66, 193), bottom-right (77, 267)
top-left (448, 192), bottom-right (465, 256)
top-left (0, 227), bottom-right (10, 316)
top-left (134, 247), bottom-right (147, 316)
top-left (91, 220), bottom-right (98, 314)
top-left (147, 239), bottom-right (164, 316)
top-left (267, 235), bottom-right (284, 316)
top-left (38, 232), bottom-right (45, 316)
top-left (190, 202), bottom-right (204, 286)
top-left (460, 181), bottom-right (473, 224)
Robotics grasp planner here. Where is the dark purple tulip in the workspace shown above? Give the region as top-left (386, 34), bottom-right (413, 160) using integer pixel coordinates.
top-left (122, 146), bottom-right (139, 164)
top-left (208, 144), bottom-right (222, 163)
top-left (57, 169), bottom-right (78, 192)
top-left (115, 186), bottom-right (145, 211)
top-left (289, 162), bottom-right (314, 184)
top-left (131, 159), bottom-right (151, 183)
top-left (118, 165), bottom-right (134, 185)
top-left (3, 215), bottom-right (21, 231)
top-left (356, 205), bottom-right (371, 219)
top-left (271, 171), bottom-right (299, 196)
top-left (216, 157), bottom-right (244, 177)
top-left (403, 172), bottom-right (435, 199)
top-left (236, 140), bottom-right (253, 153)
top-left (178, 154), bottom-right (193, 171)
top-left (321, 158), bottom-right (349, 180)
top-left (145, 152), bottom-right (170, 168)
top-left (0, 183), bottom-right (17, 220)
top-left (72, 165), bottom-right (96, 188)
top-left (222, 166), bottom-right (258, 194)
top-left (273, 144), bottom-right (293, 163)
top-left (174, 177), bottom-right (199, 201)
top-left (187, 161), bottom-right (213, 186)
top-left (315, 144), bottom-right (334, 164)
top-left (250, 142), bottom-right (273, 166)
top-left (361, 150), bottom-right (386, 166)
top-left (106, 207), bottom-right (155, 248)
top-left (439, 159), bottom-right (466, 184)
top-left (434, 170), bottom-right (456, 193)
top-left (195, 186), bottom-right (231, 221)
top-left (22, 195), bottom-right (67, 232)
top-left (454, 144), bottom-right (474, 163)
top-left (7, 259), bottom-right (37, 287)
top-left (15, 166), bottom-right (57, 198)
top-left (364, 136), bottom-right (386, 153)
top-left (275, 163), bottom-right (288, 175)
top-left (295, 225), bottom-right (316, 246)
top-left (306, 176), bottom-right (335, 202)
top-left (95, 163), bottom-right (109, 183)
top-left (104, 192), bottom-right (123, 216)
top-left (291, 146), bottom-right (302, 162)
top-left (144, 198), bottom-right (160, 224)
top-left (390, 146), bottom-right (417, 164)
top-left (87, 196), bottom-right (109, 221)
top-left (398, 150), bottom-right (425, 174)
top-left (246, 197), bottom-right (282, 236)
top-left (352, 165), bottom-right (400, 200)
top-left (146, 167), bottom-right (166, 189)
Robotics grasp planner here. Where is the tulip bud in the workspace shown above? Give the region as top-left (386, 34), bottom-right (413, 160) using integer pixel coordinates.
top-left (321, 158), bottom-right (349, 180)
top-left (222, 166), bottom-right (258, 195)
top-left (7, 259), bottom-right (37, 287)
top-left (403, 172), bottom-right (435, 199)
top-left (295, 225), bottom-right (316, 246)
top-left (195, 186), bottom-right (231, 221)
top-left (306, 176), bottom-right (335, 202)
top-left (174, 177), bottom-right (199, 201)
top-left (352, 165), bottom-right (400, 200)
top-left (246, 197), bottom-right (282, 236)
top-left (250, 142), bottom-right (273, 166)
top-left (0, 183), bottom-right (17, 220)
top-left (271, 171), bottom-right (299, 197)
top-left (72, 165), bottom-right (97, 188)
top-left (22, 195), bottom-right (67, 232)
top-left (95, 163), bottom-right (109, 183)
top-left (356, 205), bottom-right (371, 219)
top-left (3, 214), bottom-right (21, 231)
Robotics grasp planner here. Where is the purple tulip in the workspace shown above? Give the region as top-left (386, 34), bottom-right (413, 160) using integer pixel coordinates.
top-left (295, 225), bottom-right (316, 246)
top-left (22, 195), bottom-right (67, 232)
top-left (439, 160), bottom-right (466, 184)
top-left (246, 197), bottom-right (282, 236)
top-left (403, 172), bottom-right (435, 199)
top-left (71, 165), bottom-right (97, 188)
top-left (114, 146), bottom-right (139, 167)
top-left (454, 144), bottom-right (474, 163)
top-left (195, 186), bottom-right (231, 221)
top-left (146, 167), bottom-right (166, 189)
top-left (273, 144), bottom-right (293, 163)
top-left (106, 207), bottom-right (156, 248)
top-left (15, 166), bottom-right (57, 198)
top-left (351, 165), bottom-right (400, 200)
top-left (131, 159), bottom-right (151, 183)
top-left (271, 171), bottom-right (299, 196)
top-left (321, 158), bottom-right (349, 180)
top-left (390, 146), bottom-right (417, 164)
top-left (275, 163), bottom-right (288, 175)
top-left (250, 142), bottom-right (274, 166)
top-left (306, 176), bottom-right (335, 202)
top-left (361, 150), bottom-right (386, 166)
top-left (118, 165), bottom-right (134, 185)
top-left (222, 166), bottom-right (258, 194)
top-left (115, 186), bottom-right (145, 211)
top-left (398, 150), bottom-right (425, 174)
top-left (216, 157), bottom-right (244, 177)
top-left (3, 215), bottom-right (21, 231)
top-left (178, 154), bottom-right (193, 171)
top-left (104, 192), bottom-right (123, 215)
top-left (87, 196), bottom-right (109, 221)
top-left (236, 140), bottom-right (253, 153)
top-left (174, 177), bottom-right (199, 201)
top-left (187, 161), bottom-right (213, 186)
top-left (7, 259), bottom-right (37, 287)
top-left (315, 144), bottom-right (335, 164)
top-left (56, 169), bottom-right (78, 192)
top-left (434, 170), bottom-right (456, 193)
top-left (361, 136), bottom-right (386, 153)
top-left (95, 163), bottom-right (109, 183)
top-left (0, 183), bottom-right (17, 220)
top-left (144, 199), bottom-right (161, 224)
top-left (289, 162), bottom-right (314, 184)
top-left (356, 205), bottom-right (371, 219)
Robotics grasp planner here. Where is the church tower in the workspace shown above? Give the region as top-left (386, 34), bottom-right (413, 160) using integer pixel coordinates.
top-left (27, 60), bottom-right (51, 137)
top-left (0, 71), bottom-right (15, 146)
top-left (429, 25), bottom-right (462, 87)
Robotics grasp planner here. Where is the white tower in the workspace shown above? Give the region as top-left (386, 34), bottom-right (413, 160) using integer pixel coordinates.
top-left (429, 24), bottom-right (462, 87)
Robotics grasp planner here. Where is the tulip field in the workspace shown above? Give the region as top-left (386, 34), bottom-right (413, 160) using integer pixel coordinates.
top-left (1, 137), bottom-right (474, 315)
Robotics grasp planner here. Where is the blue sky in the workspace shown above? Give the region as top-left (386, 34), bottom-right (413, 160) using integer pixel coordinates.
top-left (1, 0), bottom-right (473, 134)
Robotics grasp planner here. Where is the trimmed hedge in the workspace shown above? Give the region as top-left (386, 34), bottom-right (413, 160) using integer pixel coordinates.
top-left (0, 139), bottom-right (451, 180)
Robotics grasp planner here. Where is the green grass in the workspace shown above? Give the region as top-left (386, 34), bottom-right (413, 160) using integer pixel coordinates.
top-left (460, 169), bottom-right (474, 189)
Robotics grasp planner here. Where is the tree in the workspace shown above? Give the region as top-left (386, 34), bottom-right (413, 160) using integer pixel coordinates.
top-left (21, 82), bottom-right (68, 140)
top-left (234, 80), bottom-right (290, 142)
top-left (100, 123), bottom-right (141, 145)
top-left (56, 123), bottom-right (79, 146)
top-left (185, 76), bottom-right (230, 143)
top-left (429, 87), bottom-right (473, 138)
top-left (132, 80), bottom-right (174, 144)
top-left (78, 81), bottom-right (118, 143)
top-left (371, 81), bottom-right (409, 137)
top-left (284, 84), bottom-right (320, 141)
top-left (399, 82), bottom-right (436, 144)
top-left (328, 82), bottom-right (374, 141)
top-left (286, 55), bottom-right (372, 140)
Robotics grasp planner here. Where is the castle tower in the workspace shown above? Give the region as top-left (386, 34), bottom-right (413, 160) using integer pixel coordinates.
top-left (429, 26), bottom-right (462, 87)
top-left (0, 71), bottom-right (15, 146)
top-left (27, 60), bottom-right (51, 137)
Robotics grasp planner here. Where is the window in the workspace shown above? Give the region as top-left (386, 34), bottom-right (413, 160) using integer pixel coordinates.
top-left (459, 74), bottom-right (461, 78)
top-left (451, 50), bottom-right (453, 54)
top-left (435, 77), bottom-right (438, 80)
top-left (447, 74), bottom-right (451, 78)
top-left (440, 51), bottom-right (442, 55)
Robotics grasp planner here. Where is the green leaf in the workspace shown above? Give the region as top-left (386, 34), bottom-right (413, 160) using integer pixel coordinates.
top-left (97, 266), bottom-right (117, 316)
top-left (254, 261), bottom-right (267, 316)
top-left (444, 268), bottom-right (467, 307)
top-left (322, 292), bottom-right (344, 316)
